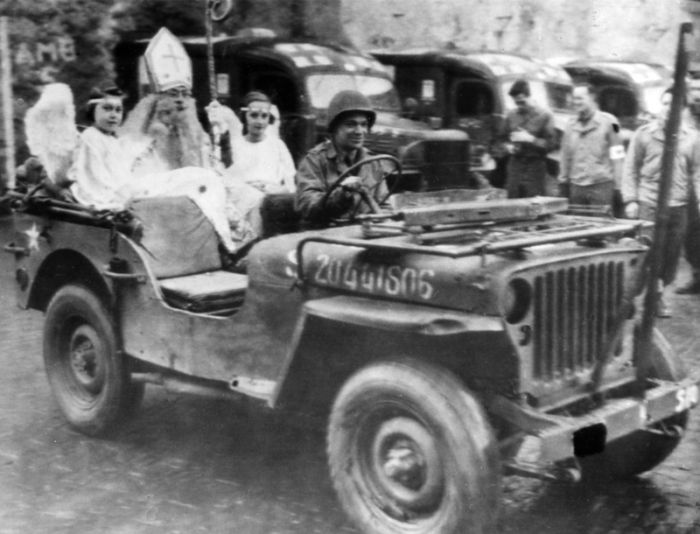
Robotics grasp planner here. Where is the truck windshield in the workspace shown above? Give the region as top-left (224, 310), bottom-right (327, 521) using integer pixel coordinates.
top-left (501, 80), bottom-right (573, 112)
top-left (306, 74), bottom-right (402, 112)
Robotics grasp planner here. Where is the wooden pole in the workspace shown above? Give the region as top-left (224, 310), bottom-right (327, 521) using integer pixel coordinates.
top-left (0, 16), bottom-right (15, 190)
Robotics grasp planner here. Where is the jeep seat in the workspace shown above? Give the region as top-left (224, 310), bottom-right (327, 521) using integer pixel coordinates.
top-left (128, 196), bottom-right (248, 315)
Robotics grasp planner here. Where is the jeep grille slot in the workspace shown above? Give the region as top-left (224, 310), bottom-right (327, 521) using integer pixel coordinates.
top-left (532, 261), bottom-right (624, 380)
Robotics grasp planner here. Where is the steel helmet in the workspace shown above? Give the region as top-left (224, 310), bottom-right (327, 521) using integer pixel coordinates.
top-left (327, 90), bottom-right (376, 132)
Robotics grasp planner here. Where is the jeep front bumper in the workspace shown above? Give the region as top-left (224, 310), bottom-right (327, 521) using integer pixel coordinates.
top-left (494, 377), bottom-right (698, 477)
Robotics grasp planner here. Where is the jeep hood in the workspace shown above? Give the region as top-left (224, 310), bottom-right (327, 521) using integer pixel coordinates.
top-left (247, 223), bottom-right (646, 317)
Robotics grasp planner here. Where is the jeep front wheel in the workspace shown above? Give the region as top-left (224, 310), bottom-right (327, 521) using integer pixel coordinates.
top-left (43, 284), bottom-right (143, 436)
top-left (328, 359), bottom-right (500, 534)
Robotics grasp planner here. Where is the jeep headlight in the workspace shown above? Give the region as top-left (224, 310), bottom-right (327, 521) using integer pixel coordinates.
top-left (503, 278), bottom-right (531, 324)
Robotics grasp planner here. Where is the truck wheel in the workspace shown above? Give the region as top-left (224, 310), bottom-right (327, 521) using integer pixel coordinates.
top-left (328, 359), bottom-right (500, 534)
top-left (43, 285), bottom-right (142, 436)
top-left (580, 329), bottom-right (688, 481)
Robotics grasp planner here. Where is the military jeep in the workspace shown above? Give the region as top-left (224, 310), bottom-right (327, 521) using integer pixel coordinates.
top-left (5, 169), bottom-right (698, 533)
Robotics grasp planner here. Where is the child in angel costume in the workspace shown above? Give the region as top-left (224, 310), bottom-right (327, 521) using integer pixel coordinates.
top-left (22, 28), bottom-right (264, 253)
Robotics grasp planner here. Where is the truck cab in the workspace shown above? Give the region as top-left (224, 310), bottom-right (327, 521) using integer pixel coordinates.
top-left (562, 59), bottom-right (672, 144)
top-left (371, 49), bottom-right (575, 187)
top-left (113, 30), bottom-right (473, 192)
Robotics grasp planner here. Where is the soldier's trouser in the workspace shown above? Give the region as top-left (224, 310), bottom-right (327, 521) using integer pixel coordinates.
top-left (640, 202), bottom-right (688, 286)
top-left (570, 181), bottom-right (614, 208)
top-left (684, 187), bottom-right (700, 271)
top-left (506, 158), bottom-right (547, 198)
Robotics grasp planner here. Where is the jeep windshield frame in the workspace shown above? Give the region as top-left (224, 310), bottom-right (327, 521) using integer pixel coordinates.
top-left (295, 212), bottom-right (649, 282)
top-left (304, 73), bottom-right (402, 113)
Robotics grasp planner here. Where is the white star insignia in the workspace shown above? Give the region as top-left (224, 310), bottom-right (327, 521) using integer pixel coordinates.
top-left (25, 223), bottom-right (41, 252)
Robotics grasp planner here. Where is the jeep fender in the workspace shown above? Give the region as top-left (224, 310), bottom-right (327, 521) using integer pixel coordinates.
top-left (26, 249), bottom-right (113, 312)
top-left (271, 295), bottom-right (505, 410)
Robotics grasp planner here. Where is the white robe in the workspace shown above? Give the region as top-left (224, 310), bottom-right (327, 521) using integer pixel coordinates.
top-left (68, 126), bottom-right (237, 252)
top-left (222, 134), bottom-right (296, 241)
top-left (228, 134), bottom-right (296, 193)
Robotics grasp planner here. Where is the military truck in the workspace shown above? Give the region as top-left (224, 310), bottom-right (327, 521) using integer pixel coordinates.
top-left (371, 49), bottom-right (575, 188)
top-left (562, 59), bottom-right (672, 144)
top-left (113, 30), bottom-right (473, 192)
top-left (5, 160), bottom-right (698, 533)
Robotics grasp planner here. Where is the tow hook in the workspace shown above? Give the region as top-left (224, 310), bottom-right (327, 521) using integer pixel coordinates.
top-left (503, 459), bottom-right (581, 483)
top-left (645, 423), bottom-right (684, 439)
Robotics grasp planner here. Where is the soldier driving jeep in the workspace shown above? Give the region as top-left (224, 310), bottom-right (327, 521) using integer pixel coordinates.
top-left (295, 90), bottom-right (393, 229)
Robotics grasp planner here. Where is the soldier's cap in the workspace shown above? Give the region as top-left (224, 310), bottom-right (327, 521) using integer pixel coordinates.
top-left (327, 90), bottom-right (376, 132)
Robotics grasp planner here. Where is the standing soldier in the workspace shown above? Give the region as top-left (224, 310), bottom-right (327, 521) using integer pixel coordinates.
top-left (498, 79), bottom-right (557, 198)
top-left (677, 80), bottom-right (700, 294)
top-left (622, 87), bottom-right (700, 316)
top-left (558, 84), bottom-right (625, 209)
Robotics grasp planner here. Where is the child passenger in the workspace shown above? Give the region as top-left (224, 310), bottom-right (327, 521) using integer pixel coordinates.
top-left (68, 86), bottom-right (238, 252)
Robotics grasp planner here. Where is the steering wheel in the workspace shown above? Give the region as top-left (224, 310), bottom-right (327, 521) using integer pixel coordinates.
top-left (321, 154), bottom-right (402, 217)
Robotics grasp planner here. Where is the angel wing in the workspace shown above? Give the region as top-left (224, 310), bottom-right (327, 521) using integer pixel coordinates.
top-left (24, 83), bottom-right (80, 185)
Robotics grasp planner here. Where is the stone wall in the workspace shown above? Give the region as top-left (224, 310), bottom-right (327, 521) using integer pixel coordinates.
top-left (342, 0), bottom-right (690, 66)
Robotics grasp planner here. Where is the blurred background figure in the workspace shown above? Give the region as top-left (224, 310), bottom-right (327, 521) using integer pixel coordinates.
top-left (559, 83), bottom-right (624, 210)
top-left (622, 87), bottom-right (700, 317)
top-left (498, 79), bottom-right (557, 198)
top-left (677, 80), bottom-right (700, 294)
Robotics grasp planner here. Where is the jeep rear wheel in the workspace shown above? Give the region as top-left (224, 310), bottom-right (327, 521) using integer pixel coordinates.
top-left (43, 285), bottom-right (143, 436)
top-left (580, 328), bottom-right (689, 481)
top-left (328, 359), bottom-right (500, 534)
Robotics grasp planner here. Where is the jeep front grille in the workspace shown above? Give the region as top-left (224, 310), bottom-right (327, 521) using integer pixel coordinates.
top-left (532, 261), bottom-right (624, 381)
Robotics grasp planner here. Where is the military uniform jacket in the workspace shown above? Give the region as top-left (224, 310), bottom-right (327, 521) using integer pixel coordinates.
top-left (499, 103), bottom-right (557, 160)
top-left (295, 140), bottom-right (389, 227)
top-left (559, 110), bottom-right (622, 187)
top-left (621, 120), bottom-right (700, 208)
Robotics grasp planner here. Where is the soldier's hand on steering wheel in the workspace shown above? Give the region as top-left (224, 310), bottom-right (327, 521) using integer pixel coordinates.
top-left (339, 175), bottom-right (365, 193)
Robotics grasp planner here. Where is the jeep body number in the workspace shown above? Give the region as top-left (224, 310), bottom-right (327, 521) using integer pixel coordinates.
top-left (312, 254), bottom-right (435, 300)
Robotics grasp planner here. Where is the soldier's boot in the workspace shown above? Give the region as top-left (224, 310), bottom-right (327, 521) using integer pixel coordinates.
top-left (675, 269), bottom-right (700, 294)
